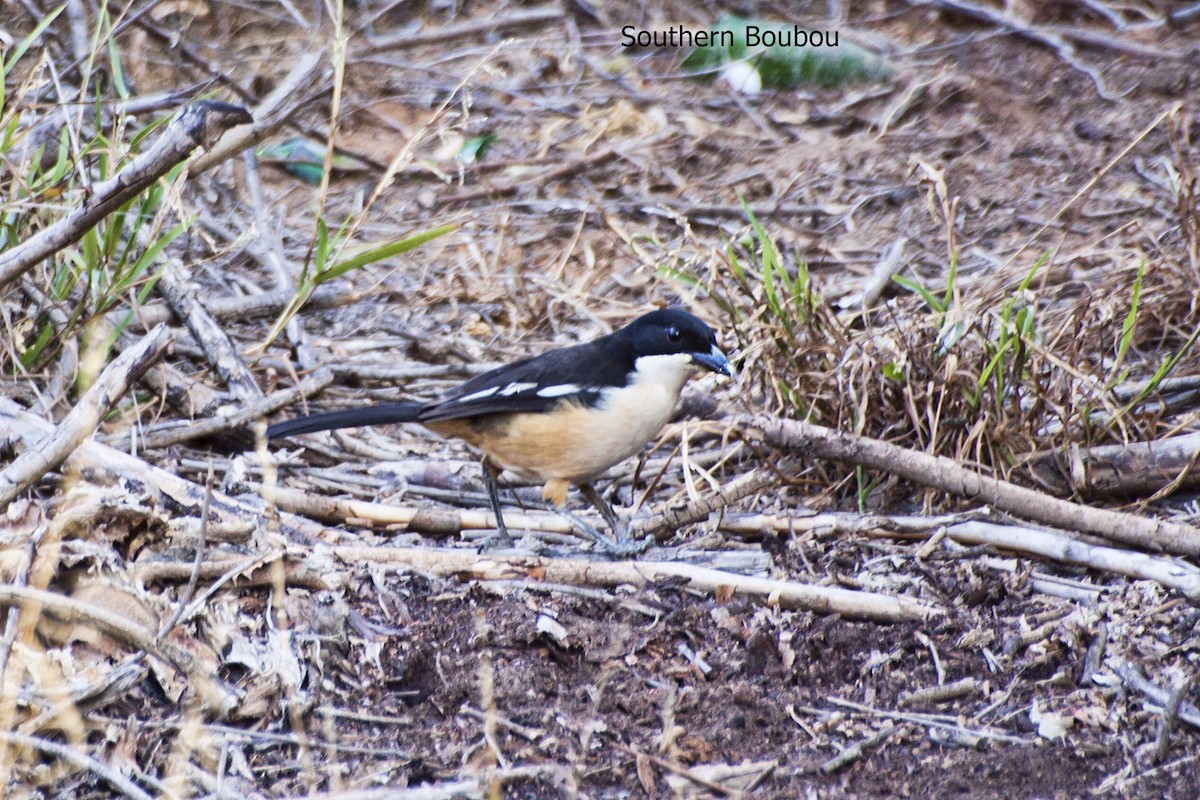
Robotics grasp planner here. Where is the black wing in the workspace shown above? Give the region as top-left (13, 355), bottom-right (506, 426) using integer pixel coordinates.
top-left (417, 338), bottom-right (629, 422)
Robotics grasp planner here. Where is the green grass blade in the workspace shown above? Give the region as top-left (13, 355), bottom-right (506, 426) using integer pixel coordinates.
top-left (1114, 258), bottom-right (1145, 369)
top-left (892, 274), bottom-right (945, 314)
top-left (318, 223), bottom-right (456, 283)
top-left (3, 5), bottom-right (65, 76)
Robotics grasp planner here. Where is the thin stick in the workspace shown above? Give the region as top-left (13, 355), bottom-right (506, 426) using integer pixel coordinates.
top-left (0, 397), bottom-right (330, 545)
top-left (102, 284), bottom-right (348, 333)
top-left (1109, 659), bottom-right (1200, 731)
top-left (944, 520), bottom-right (1200, 599)
top-left (156, 464), bottom-right (212, 642)
top-left (719, 510), bottom-right (1200, 599)
top-left (825, 696), bottom-right (1034, 744)
top-left (616, 743), bottom-right (740, 797)
top-left (156, 262), bottom-right (263, 405)
top-left (0, 325), bottom-right (172, 508)
top-left (996, 100), bottom-right (1181, 276)
top-left (907, 0), bottom-right (1115, 98)
top-left (819, 722), bottom-right (895, 774)
top-left (637, 469), bottom-right (772, 541)
top-left (111, 368), bottom-right (333, 451)
top-left (329, 545), bottom-right (938, 622)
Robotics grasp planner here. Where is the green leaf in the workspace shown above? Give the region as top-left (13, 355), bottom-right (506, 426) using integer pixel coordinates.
top-left (458, 132), bottom-right (497, 163)
top-left (318, 223), bottom-right (457, 283)
top-left (892, 274), bottom-right (945, 314)
top-left (19, 320), bottom-right (56, 369)
top-left (106, 28), bottom-right (130, 99)
top-left (314, 217), bottom-right (331, 274)
top-left (3, 5), bottom-right (65, 77)
top-left (681, 14), bottom-right (890, 90)
top-left (258, 137), bottom-right (369, 184)
top-left (1125, 319), bottom-right (1200, 413)
top-left (118, 221), bottom-right (184, 294)
top-left (657, 264), bottom-right (701, 289)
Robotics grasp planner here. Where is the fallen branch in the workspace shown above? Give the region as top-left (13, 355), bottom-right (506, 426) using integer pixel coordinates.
top-left (157, 261), bottom-right (263, 405)
top-left (189, 50), bottom-right (328, 174)
top-left (1026, 431), bottom-right (1200, 498)
top-left (0, 325), bottom-right (172, 509)
top-left (739, 414), bottom-right (1200, 558)
top-left (819, 722), bottom-right (895, 774)
top-left (114, 327), bottom-right (226, 417)
top-left (102, 285), bottom-right (348, 334)
top-left (329, 545), bottom-right (939, 622)
top-left (271, 485), bottom-right (575, 535)
top-left (272, 485), bottom-right (764, 562)
top-left (636, 470), bottom-right (772, 541)
top-left (945, 520), bottom-right (1200, 600)
top-left (1109, 658), bottom-right (1200, 731)
top-left (134, 553), bottom-right (327, 590)
top-left (898, 677), bottom-right (978, 708)
top-left (0, 101), bottom-right (251, 290)
top-left (823, 696), bottom-right (1033, 745)
top-left (720, 508), bottom-right (1200, 599)
top-left (110, 369), bottom-right (334, 451)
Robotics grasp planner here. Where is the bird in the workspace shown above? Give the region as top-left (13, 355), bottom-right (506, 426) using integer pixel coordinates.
top-left (266, 307), bottom-right (733, 553)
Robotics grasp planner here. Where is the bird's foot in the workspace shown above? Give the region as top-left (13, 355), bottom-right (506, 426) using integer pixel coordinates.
top-left (597, 533), bottom-right (654, 557)
top-left (476, 522), bottom-right (515, 551)
top-left (558, 508), bottom-right (651, 557)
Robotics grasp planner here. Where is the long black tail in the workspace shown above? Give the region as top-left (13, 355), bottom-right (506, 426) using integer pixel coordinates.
top-left (267, 402), bottom-right (424, 439)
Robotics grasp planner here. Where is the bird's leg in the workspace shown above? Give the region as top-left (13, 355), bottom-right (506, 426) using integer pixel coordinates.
top-left (576, 483), bottom-right (651, 557)
top-left (480, 457), bottom-right (513, 547)
top-left (578, 482), bottom-right (626, 539)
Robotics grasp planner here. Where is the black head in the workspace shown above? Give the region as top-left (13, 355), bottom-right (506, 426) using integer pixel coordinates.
top-left (617, 308), bottom-right (732, 376)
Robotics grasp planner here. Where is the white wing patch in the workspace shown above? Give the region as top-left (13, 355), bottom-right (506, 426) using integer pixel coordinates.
top-left (499, 381), bottom-right (537, 396)
top-left (455, 386), bottom-right (499, 403)
top-left (536, 384), bottom-right (581, 398)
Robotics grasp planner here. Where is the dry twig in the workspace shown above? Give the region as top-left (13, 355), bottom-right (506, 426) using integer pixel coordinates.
top-left (111, 369), bottom-right (333, 451)
top-left (906, 0), bottom-right (1116, 98)
top-left (0, 325), bottom-right (172, 508)
top-left (329, 545), bottom-right (938, 622)
top-left (0, 398), bottom-right (329, 544)
top-left (0, 731), bottom-right (154, 800)
top-left (157, 262), bottom-right (263, 405)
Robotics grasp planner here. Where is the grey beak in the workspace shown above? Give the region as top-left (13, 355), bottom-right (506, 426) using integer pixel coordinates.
top-left (692, 345), bottom-right (733, 377)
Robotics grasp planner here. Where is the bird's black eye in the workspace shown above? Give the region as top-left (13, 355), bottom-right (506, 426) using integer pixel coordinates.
top-left (666, 325), bottom-right (681, 343)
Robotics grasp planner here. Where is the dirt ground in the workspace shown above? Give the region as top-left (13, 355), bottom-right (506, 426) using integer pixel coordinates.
top-left (6, 0), bottom-right (1200, 798)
